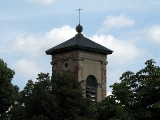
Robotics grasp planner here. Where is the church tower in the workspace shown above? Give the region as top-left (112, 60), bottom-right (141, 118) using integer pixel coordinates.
top-left (45, 24), bottom-right (113, 102)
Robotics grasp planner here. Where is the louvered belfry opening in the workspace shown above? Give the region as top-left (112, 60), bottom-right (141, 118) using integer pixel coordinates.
top-left (86, 75), bottom-right (97, 102)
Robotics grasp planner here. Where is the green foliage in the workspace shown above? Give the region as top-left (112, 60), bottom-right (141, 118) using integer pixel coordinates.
top-left (0, 59), bottom-right (19, 119)
top-left (11, 73), bottom-right (92, 120)
top-left (93, 95), bottom-right (132, 120)
top-left (95, 59), bottom-right (160, 120)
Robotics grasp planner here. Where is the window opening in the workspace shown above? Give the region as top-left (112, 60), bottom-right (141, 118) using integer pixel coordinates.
top-left (86, 75), bottom-right (97, 102)
top-left (64, 63), bottom-right (68, 68)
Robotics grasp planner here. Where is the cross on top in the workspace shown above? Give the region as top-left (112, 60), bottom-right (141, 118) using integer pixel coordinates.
top-left (76, 9), bottom-right (82, 24)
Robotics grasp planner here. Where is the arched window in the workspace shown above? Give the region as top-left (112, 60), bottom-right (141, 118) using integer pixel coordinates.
top-left (86, 75), bottom-right (97, 101)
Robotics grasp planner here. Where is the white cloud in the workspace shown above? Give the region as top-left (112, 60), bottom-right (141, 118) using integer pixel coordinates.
top-left (12, 34), bottom-right (42, 56)
top-left (90, 34), bottom-right (142, 64)
top-left (148, 24), bottom-right (160, 44)
top-left (107, 91), bottom-right (112, 96)
top-left (45, 25), bottom-right (76, 44)
top-left (13, 59), bottom-right (41, 78)
top-left (12, 25), bottom-right (76, 57)
top-left (25, 0), bottom-right (55, 4)
top-left (100, 14), bottom-right (135, 31)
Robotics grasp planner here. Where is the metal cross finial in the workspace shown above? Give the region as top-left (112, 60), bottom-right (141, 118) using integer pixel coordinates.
top-left (76, 9), bottom-right (82, 24)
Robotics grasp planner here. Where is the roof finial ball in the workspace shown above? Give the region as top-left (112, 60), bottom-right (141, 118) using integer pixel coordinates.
top-left (76, 24), bottom-right (83, 34)
top-left (76, 9), bottom-right (83, 36)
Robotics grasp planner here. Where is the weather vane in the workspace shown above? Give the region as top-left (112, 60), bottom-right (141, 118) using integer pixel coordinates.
top-left (76, 9), bottom-right (82, 25)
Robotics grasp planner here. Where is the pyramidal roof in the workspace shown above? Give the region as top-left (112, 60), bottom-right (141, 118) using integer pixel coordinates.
top-left (46, 24), bottom-right (113, 55)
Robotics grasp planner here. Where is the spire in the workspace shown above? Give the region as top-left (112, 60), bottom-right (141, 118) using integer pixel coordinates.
top-left (76, 9), bottom-right (83, 36)
top-left (77, 9), bottom-right (82, 24)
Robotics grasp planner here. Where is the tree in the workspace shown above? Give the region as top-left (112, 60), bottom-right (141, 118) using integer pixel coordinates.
top-left (94, 95), bottom-right (132, 120)
top-left (95, 59), bottom-right (160, 120)
top-left (0, 59), bottom-right (19, 119)
top-left (11, 73), bottom-right (93, 120)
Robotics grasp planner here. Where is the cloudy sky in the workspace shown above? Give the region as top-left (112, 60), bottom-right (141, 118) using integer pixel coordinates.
top-left (1, 0), bottom-right (160, 94)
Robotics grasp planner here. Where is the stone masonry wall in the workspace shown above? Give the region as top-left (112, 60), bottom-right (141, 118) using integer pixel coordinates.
top-left (51, 50), bottom-right (107, 102)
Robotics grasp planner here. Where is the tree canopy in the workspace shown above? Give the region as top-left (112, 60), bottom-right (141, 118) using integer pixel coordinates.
top-left (0, 59), bottom-right (19, 119)
top-left (11, 73), bottom-right (92, 120)
top-left (3, 58), bottom-right (160, 120)
top-left (95, 59), bottom-right (160, 120)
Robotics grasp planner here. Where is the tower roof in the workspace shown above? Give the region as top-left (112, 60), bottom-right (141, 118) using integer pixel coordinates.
top-left (45, 34), bottom-right (113, 55)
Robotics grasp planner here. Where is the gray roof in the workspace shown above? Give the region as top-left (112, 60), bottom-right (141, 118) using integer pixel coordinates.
top-left (45, 35), bottom-right (113, 55)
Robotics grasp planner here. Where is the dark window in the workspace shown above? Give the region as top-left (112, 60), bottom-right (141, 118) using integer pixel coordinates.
top-left (86, 75), bottom-right (97, 101)
top-left (64, 62), bottom-right (68, 68)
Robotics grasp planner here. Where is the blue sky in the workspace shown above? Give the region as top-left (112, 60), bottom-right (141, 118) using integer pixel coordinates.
top-left (1, 0), bottom-right (160, 94)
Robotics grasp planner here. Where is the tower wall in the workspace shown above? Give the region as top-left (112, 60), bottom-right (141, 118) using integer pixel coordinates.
top-left (51, 50), bottom-right (107, 101)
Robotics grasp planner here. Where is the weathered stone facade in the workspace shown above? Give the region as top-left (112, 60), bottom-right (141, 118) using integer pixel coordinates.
top-left (51, 50), bottom-right (107, 102)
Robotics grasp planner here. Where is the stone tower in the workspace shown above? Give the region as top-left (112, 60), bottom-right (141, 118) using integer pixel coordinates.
top-left (45, 24), bottom-right (113, 102)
